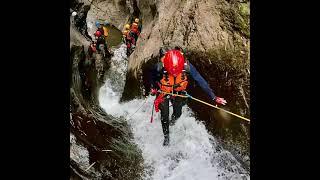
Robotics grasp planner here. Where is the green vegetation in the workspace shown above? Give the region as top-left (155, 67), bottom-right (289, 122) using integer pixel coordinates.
top-left (220, 1), bottom-right (250, 38)
top-left (206, 46), bottom-right (249, 70)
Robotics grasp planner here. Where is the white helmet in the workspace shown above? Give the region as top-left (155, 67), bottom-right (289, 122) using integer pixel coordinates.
top-left (71, 12), bottom-right (77, 16)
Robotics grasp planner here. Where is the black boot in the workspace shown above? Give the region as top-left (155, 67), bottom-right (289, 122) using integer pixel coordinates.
top-left (163, 135), bottom-right (170, 146)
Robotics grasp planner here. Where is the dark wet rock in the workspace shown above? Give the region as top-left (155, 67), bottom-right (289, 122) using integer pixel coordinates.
top-left (70, 41), bottom-right (143, 179)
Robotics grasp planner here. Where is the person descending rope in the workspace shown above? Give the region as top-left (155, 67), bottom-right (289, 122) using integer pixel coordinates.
top-left (150, 48), bottom-right (227, 146)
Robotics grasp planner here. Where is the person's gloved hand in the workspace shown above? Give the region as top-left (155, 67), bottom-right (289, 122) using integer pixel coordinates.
top-left (214, 97), bottom-right (227, 105)
top-left (150, 88), bottom-right (158, 96)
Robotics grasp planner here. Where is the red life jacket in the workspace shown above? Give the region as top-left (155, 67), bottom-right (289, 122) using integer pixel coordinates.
top-left (131, 22), bottom-right (140, 35)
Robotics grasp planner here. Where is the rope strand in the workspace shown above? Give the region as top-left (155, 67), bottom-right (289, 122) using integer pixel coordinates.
top-left (160, 91), bottom-right (250, 123)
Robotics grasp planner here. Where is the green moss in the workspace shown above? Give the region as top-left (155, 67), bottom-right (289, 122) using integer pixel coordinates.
top-left (220, 1), bottom-right (250, 38)
top-left (206, 46), bottom-right (249, 70)
top-left (239, 3), bottom-right (250, 17)
top-left (237, 3), bottom-right (250, 37)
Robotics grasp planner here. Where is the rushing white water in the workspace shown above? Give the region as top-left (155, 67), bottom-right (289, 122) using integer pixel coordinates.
top-left (99, 44), bottom-right (249, 180)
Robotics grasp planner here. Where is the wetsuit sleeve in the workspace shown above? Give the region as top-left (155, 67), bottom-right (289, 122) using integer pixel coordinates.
top-left (189, 63), bottom-right (216, 100)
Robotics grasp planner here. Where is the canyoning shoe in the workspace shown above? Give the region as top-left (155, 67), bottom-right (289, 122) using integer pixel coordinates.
top-left (163, 136), bottom-right (170, 146)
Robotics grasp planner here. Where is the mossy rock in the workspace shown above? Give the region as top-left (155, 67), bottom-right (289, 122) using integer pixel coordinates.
top-left (234, 2), bottom-right (250, 38)
top-left (239, 3), bottom-right (250, 17)
top-left (219, 1), bottom-right (250, 38)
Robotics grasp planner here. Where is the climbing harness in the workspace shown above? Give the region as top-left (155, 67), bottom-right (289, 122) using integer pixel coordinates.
top-left (159, 91), bottom-right (250, 123)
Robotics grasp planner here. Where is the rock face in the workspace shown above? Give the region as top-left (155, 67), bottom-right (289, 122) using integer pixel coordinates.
top-left (86, 0), bottom-right (132, 38)
top-left (127, 0), bottom-right (249, 75)
top-left (70, 42), bottom-right (144, 179)
top-left (70, 0), bottom-right (144, 178)
top-left (70, 23), bottom-right (90, 49)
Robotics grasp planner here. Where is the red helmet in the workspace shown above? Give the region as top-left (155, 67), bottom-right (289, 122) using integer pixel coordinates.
top-left (163, 50), bottom-right (185, 77)
top-left (94, 31), bottom-right (101, 37)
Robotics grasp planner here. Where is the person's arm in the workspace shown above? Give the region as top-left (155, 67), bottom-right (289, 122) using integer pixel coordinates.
top-left (189, 63), bottom-right (216, 100)
top-left (189, 63), bottom-right (227, 105)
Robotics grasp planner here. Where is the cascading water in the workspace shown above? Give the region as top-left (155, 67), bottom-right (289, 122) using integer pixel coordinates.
top-left (99, 44), bottom-right (249, 180)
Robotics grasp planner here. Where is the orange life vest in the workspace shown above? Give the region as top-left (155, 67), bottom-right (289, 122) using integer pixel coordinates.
top-left (158, 61), bottom-right (189, 93)
top-left (103, 26), bottom-right (108, 37)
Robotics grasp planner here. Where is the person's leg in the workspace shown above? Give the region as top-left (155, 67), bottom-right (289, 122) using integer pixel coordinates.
top-left (104, 42), bottom-right (111, 57)
top-left (126, 41), bottom-right (131, 55)
top-left (159, 97), bottom-right (170, 146)
top-left (134, 32), bottom-right (138, 42)
top-left (170, 97), bottom-right (186, 126)
top-left (131, 37), bottom-right (136, 46)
